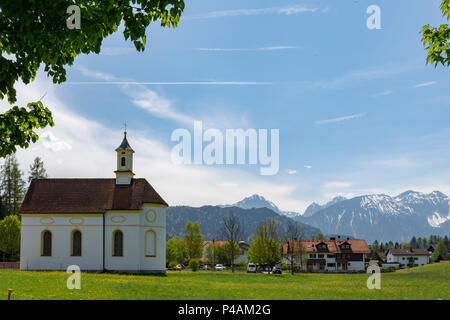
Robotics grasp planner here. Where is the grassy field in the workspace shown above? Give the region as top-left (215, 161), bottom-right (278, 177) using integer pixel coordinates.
top-left (0, 263), bottom-right (449, 300)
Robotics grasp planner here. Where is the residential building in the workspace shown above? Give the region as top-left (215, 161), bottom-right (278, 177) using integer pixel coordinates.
top-left (282, 238), bottom-right (370, 272)
top-left (386, 248), bottom-right (429, 268)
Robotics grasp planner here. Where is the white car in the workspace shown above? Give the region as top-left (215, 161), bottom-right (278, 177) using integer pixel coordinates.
top-left (215, 264), bottom-right (225, 271)
top-left (247, 263), bottom-right (257, 273)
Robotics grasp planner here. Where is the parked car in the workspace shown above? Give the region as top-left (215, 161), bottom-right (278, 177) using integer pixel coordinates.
top-left (247, 263), bottom-right (257, 273)
top-left (215, 264), bottom-right (225, 271)
top-left (202, 264), bottom-right (210, 270)
top-left (272, 266), bottom-right (282, 274)
top-left (174, 264), bottom-right (184, 271)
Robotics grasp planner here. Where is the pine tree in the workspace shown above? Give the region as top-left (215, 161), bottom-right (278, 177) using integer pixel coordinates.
top-left (0, 155), bottom-right (25, 218)
top-left (431, 239), bottom-right (449, 262)
top-left (410, 236), bottom-right (417, 249)
top-left (28, 156), bottom-right (48, 182)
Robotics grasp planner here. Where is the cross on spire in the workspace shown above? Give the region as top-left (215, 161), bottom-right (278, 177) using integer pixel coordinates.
top-left (124, 121), bottom-right (127, 135)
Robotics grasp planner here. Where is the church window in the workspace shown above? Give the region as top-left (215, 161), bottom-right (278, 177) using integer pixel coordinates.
top-left (71, 230), bottom-right (82, 256)
top-left (121, 157), bottom-right (126, 167)
top-left (145, 230), bottom-right (156, 257)
top-left (113, 230), bottom-right (124, 256)
top-left (41, 230), bottom-right (52, 256)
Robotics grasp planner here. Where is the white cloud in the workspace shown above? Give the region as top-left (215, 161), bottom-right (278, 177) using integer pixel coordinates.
top-left (315, 113), bottom-right (365, 125)
top-left (413, 81), bottom-right (437, 88)
top-left (124, 85), bottom-right (195, 125)
top-left (304, 165), bottom-right (312, 169)
top-left (76, 66), bottom-right (194, 126)
top-left (4, 76), bottom-right (306, 212)
top-left (40, 132), bottom-right (72, 152)
top-left (71, 67), bottom-right (271, 86)
top-left (286, 169), bottom-right (297, 175)
top-left (373, 90), bottom-right (394, 97)
top-left (185, 6), bottom-right (319, 20)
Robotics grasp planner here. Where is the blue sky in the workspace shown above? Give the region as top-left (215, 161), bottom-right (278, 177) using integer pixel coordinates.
top-left (4, 0), bottom-right (450, 212)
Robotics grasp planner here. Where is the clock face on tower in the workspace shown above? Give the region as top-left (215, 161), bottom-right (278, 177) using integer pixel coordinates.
top-left (145, 209), bottom-right (157, 223)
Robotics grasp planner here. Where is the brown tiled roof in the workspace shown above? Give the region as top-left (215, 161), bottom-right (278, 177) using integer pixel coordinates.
top-left (20, 178), bottom-right (168, 214)
top-left (387, 248), bottom-right (430, 256)
top-left (283, 239), bottom-right (370, 255)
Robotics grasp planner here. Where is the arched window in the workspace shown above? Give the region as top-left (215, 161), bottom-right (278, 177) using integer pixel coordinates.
top-left (113, 230), bottom-right (124, 256)
top-left (71, 230), bottom-right (82, 256)
top-left (121, 157), bottom-right (126, 167)
top-left (41, 230), bottom-right (52, 256)
top-left (145, 230), bottom-right (156, 257)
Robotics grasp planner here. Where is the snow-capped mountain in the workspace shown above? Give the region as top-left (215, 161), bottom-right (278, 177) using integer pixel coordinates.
top-left (229, 194), bottom-right (283, 214)
top-left (295, 191), bottom-right (450, 242)
top-left (226, 194), bottom-right (301, 217)
top-left (303, 196), bottom-right (347, 217)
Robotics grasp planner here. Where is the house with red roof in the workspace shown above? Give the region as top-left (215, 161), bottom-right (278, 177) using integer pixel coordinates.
top-left (282, 237), bottom-right (370, 272)
top-left (386, 248), bottom-right (430, 268)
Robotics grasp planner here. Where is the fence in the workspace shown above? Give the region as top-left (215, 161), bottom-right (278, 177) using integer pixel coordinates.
top-left (0, 262), bottom-right (20, 269)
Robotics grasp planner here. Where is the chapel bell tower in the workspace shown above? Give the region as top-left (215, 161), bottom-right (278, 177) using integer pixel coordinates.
top-left (115, 130), bottom-right (135, 185)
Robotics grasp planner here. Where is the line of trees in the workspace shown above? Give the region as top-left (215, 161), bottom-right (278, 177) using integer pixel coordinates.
top-left (166, 215), bottom-right (246, 272)
top-left (370, 235), bottom-right (449, 253)
top-left (370, 235), bottom-right (450, 263)
top-left (0, 154), bottom-right (48, 261)
top-left (167, 214), bottom-right (311, 274)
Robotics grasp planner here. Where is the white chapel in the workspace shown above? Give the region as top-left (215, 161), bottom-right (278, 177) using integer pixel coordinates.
top-left (19, 131), bottom-right (168, 273)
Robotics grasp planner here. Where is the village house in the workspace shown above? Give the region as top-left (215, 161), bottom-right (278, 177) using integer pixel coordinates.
top-left (385, 248), bottom-right (430, 268)
top-left (19, 131), bottom-right (168, 273)
top-left (282, 238), bottom-right (370, 272)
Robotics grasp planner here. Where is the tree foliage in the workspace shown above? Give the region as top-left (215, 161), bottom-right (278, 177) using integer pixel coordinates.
top-left (188, 258), bottom-right (200, 271)
top-left (0, 215), bottom-right (21, 257)
top-left (247, 219), bottom-right (281, 267)
top-left (216, 241), bottom-right (242, 266)
top-left (431, 239), bottom-right (449, 261)
top-left (0, 102), bottom-right (54, 158)
top-left (0, 0), bottom-right (185, 157)
top-left (421, 0), bottom-right (450, 67)
top-left (205, 241), bottom-right (220, 267)
top-left (0, 154), bottom-right (25, 218)
top-left (166, 237), bottom-right (185, 265)
top-left (182, 221), bottom-right (204, 262)
top-left (28, 156), bottom-right (48, 182)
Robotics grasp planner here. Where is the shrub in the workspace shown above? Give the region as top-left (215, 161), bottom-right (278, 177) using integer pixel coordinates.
top-left (189, 259), bottom-right (200, 271)
top-left (235, 261), bottom-right (247, 271)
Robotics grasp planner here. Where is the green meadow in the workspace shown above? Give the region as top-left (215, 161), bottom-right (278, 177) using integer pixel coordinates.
top-left (0, 263), bottom-right (448, 300)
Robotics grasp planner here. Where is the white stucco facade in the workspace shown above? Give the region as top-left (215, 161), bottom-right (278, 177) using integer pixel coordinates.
top-left (386, 252), bottom-right (429, 268)
top-left (20, 204), bottom-right (166, 273)
top-left (20, 131), bottom-right (168, 273)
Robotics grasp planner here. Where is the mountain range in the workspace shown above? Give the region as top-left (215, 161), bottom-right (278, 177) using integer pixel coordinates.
top-left (166, 205), bottom-right (320, 241)
top-left (167, 191), bottom-right (450, 243)
top-left (297, 191), bottom-right (450, 242)
top-left (228, 192), bottom-right (450, 242)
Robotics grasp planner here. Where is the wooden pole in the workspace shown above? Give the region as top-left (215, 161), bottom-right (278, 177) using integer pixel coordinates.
top-left (7, 289), bottom-right (13, 301)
